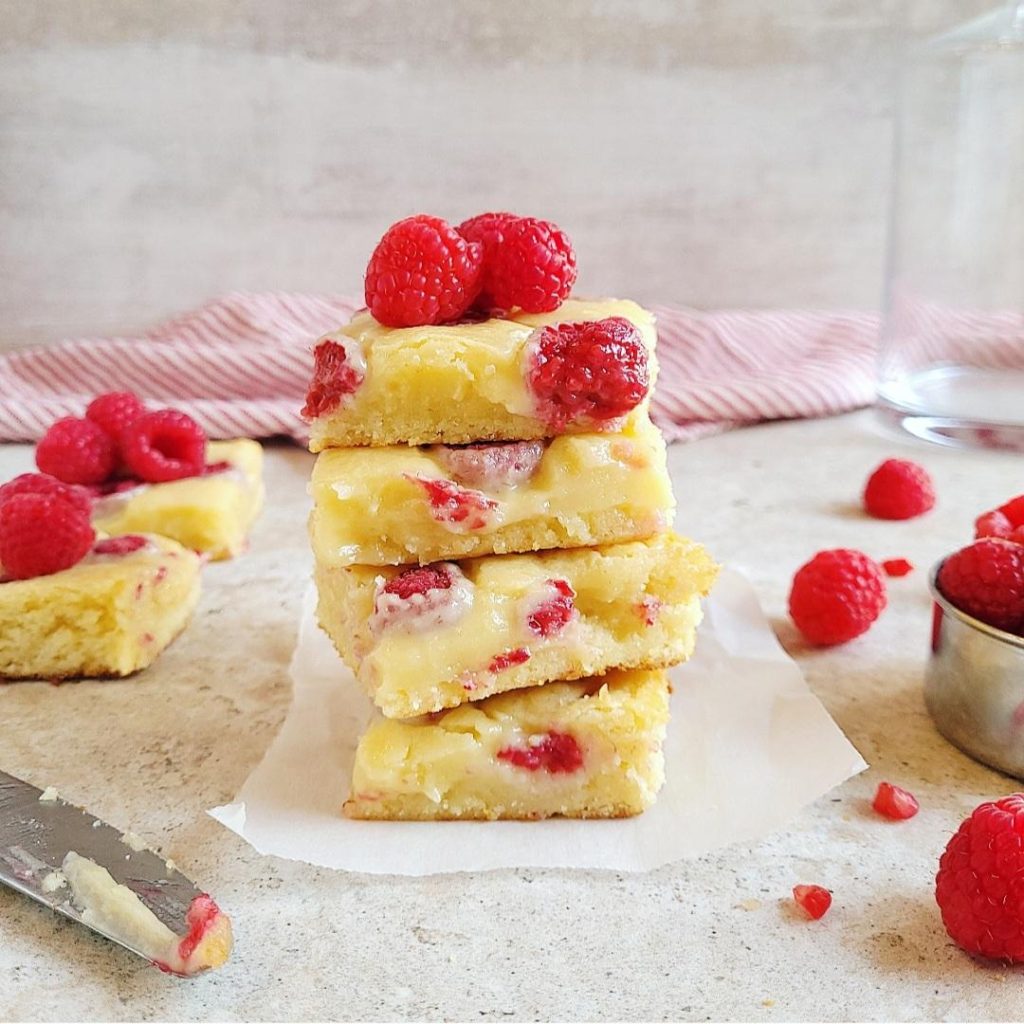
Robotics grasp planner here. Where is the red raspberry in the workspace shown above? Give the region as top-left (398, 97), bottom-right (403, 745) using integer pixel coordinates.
top-left (881, 558), bottom-right (914, 578)
top-left (497, 731), bottom-right (584, 773)
top-left (936, 793), bottom-right (1024, 962)
top-left (526, 579), bottom-right (576, 638)
top-left (999, 495), bottom-right (1024, 526)
top-left (976, 510), bottom-right (1013, 540)
top-left (433, 440), bottom-right (545, 490)
top-left (0, 492), bottom-right (95, 579)
top-left (936, 539), bottom-right (1024, 633)
top-left (792, 884), bottom-right (832, 920)
top-left (871, 781), bottom-right (919, 820)
top-left (121, 410), bottom-right (206, 483)
top-left (0, 473), bottom-right (92, 517)
top-left (488, 647), bottom-right (531, 673)
top-left (302, 340), bottom-right (365, 420)
top-left (382, 564), bottom-right (454, 601)
top-left (863, 458), bottom-right (936, 520)
top-left (465, 215), bottom-right (576, 314)
top-left (526, 317), bottom-right (650, 428)
top-left (364, 215), bottom-right (482, 327)
top-left (408, 476), bottom-right (498, 531)
top-left (93, 535), bottom-right (148, 556)
top-left (85, 391), bottom-right (146, 442)
top-left (36, 417), bottom-right (117, 485)
top-left (788, 549), bottom-right (887, 645)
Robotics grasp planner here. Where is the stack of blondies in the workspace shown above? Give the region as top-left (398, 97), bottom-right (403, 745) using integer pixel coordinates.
top-left (303, 290), bottom-right (718, 821)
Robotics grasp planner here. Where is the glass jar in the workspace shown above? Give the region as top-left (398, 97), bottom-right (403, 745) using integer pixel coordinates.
top-left (879, 2), bottom-right (1024, 450)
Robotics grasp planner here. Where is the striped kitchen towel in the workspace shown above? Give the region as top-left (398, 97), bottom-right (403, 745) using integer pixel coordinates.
top-left (0, 292), bottom-right (880, 444)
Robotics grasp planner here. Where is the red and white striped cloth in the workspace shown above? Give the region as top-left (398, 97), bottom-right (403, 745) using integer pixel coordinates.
top-left (0, 292), bottom-right (881, 445)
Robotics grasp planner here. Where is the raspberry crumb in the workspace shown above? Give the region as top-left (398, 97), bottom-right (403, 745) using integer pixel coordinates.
top-left (364, 215), bottom-right (482, 327)
top-left (871, 781), bottom-right (919, 820)
top-left (788, 549), bottom-right (887, 645)
top-left (936, 539), bottom-right (1024, 634)
top-left (36, 417), bottom-right (117, 486)
top-left (936, 793), bottom-right (1024, 962)
top-left (863, 459), bottom-right (935, 520)
top-left (792, 884), bottom-right (832, 920)
top-left (497, 731), bottom-right (584, 774)
top-left (302, 339), bottom-right (365, 420)
top-left (408, 476), bottom-right (498, 531)
top-left (881, 558), bottom-right (914, 578)
top-left (526, 317), bottom-right (649, 428)
top-left (526, 579), bottom-right (577, 638)
top-left (488, 648), bottom-right (531, 673)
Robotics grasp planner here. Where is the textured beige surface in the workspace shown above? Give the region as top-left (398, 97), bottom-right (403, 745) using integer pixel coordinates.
top-left (0, 0), bottom-right (995, 349)
top-left (0, 412), bottom-right (1020, 1020)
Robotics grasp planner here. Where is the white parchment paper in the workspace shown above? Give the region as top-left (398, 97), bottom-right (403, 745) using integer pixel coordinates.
top-left (209, 568), bottom-right (866, 875)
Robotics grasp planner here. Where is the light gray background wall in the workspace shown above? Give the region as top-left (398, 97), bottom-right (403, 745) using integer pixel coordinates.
top-left (0, 0), bottom-right (994, 349)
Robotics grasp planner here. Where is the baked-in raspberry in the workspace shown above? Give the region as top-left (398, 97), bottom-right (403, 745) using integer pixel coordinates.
top-left (408, 476), bottom-right (498, 532)
top-left (432, 440), bottom-right (545, 490)
top-left (85, 391), bottom-right (146, 442)
top-left (976, 510), bottom-right (1013, 540)
top-left (93, 535), bottom-right (148, 556)
top-left (936, 539), bottom-right (1024, 633)
top-left (862, 458), bottom-right (935, 520)
top-left (0, 492), bottom-right (95, 579)
top-left (638, 595), bottom-right (662, 626)
top-left (370, 562), bottom-right (474, 634)
top-left (881, 558), bottom-right (914, 578)
top-left (526, 317), bottom-right (649, 428)
top-left (525, 579), bottom-right (577, 638)
top-left (497, 731), bottom-right (584, 773)
top-left (788, 549), bottom-right (887, 645)
top-left (0, 473), bottom-right (92, 517)
top-left (302, 339), bottom-right (366, 420)
top-left (488, 647), bottom-right (531, 673)
top-left (364, 215), bottom-right (482, 327)
top-left (121, 410), bottom-right (206, 483)
top-left (36, 417), bottom-right (117, 486)
top-left (871, 781), bottom-right (919, 820)
top-left (936, 793), bottom-right (1024, 962)
top-left (467, 215), bottom-right (576, 314)
top-left (792, 884), bottom-right (832, 920)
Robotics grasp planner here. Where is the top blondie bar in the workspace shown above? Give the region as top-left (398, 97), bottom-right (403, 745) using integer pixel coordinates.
top-left (304, 298), bottom-right (658, 451)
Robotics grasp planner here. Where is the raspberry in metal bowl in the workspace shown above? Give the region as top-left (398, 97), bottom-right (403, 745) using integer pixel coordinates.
top-left (925, 559), bottom-right (1024, 779)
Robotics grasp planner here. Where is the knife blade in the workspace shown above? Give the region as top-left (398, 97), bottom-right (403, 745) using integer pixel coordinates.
top-left (0, 769), bottom-right (210, 968)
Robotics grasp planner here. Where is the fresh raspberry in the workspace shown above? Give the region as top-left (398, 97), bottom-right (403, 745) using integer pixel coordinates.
top-left (85, 391), bottom-right (146, 442)
top-left (788, 549), bottom-right (887, 645)
top-left (526, 317), bottom-right (649, 428)
top-left (408, 476), bottom-right (498, 531)
top-left (0, 473), bottom-right (92, 517)
top-left (526, 579), bottom-right (577, 638)
top-left (0, 492), bottom-right (95, 579)
top-left (121, 410), bottom-right (206, 483)
top-left (881, 558), bottom-right (914, 578)
top-left (302, 339), bottom-right (365, 420)
top-left (364, 215), bottom-right (482, 327)
top-left (975, 510), bottom-right (1013, 540)
top-left (871, 781), bottom-right (919, 820)
top-left (792, 884), bottom-right (832, 920)
top-left (465, 215), bottom-right (576, 314)
top-left (36, 417), bottom-right (117, 485)
top-left (863, 459), bottom-right (936, 520)
top-left (488, 648), bottom-right (531, 673)
top-left (936, 539), bottom-right (1024, 633)
top-left (936, 793), bottom-right (1024, 962)
top-left (433, 440), bottom-right (545, 490)
top-left (1013, 526), bottom-right (1024, 546)
top-left (382, 564), bottom-right (454, 601)
top-left (497, 731), bottom-right (584, 773)
top-left (93, 535), bottom-right (148, 556)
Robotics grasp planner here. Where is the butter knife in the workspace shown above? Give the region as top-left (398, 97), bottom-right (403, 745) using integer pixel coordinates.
top-left (0, 769), bottom-right (232, 975)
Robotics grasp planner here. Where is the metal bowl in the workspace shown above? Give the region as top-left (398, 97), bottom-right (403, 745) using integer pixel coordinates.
top-left (926, 562), bottom-right (1024, 779)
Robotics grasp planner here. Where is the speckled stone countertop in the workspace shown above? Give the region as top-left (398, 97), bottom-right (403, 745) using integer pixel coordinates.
top-left (0, 410), bottom-right (1019, 1022)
